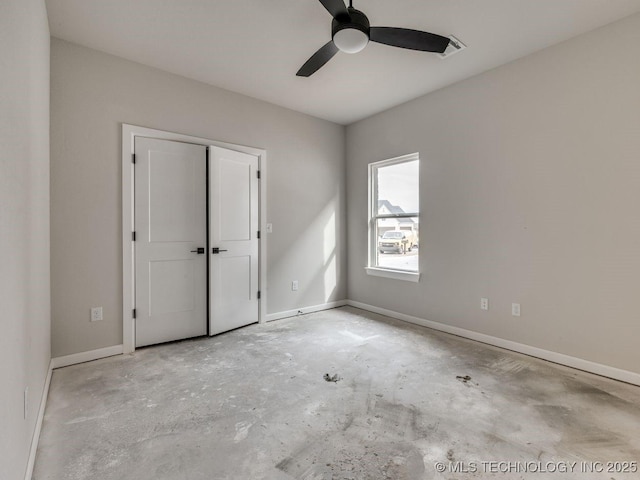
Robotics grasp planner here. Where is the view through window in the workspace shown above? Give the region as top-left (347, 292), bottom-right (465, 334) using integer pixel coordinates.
top-left (370, 154), bottom-right (419, 272)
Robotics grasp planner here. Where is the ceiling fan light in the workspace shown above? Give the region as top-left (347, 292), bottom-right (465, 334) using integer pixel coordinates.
top-left (333, 27), bottom-right (369, 54)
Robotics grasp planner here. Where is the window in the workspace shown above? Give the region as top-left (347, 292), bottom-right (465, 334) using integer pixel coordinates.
top-left (367, 153), bottom-right (420, 282)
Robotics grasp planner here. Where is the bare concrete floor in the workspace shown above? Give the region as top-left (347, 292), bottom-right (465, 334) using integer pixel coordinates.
top-left (34, 307), bottom-right (640, 479)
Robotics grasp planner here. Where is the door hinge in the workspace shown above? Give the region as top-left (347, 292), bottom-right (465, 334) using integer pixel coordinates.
top-left (132, 308), bottom-right (136, 319)
top-left (257, 291), bottom-right (261, 300)
top-left (132, 231), bottom-right (136, 241)
top-left (257, 170), bottom-right (261, 179)
top-left (257, 231), bottom-right (260, 239)
top-left (132, 153), bottom-right (136, 164)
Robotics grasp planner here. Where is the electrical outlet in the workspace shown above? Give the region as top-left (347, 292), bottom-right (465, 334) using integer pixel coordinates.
top-left (91, 306), bottom-right (103, 322)
top-left (24, 387), bottom-right (28, 419)
top-left (266, 223), bottom-right (273, 233)
top-left (481, 298), bottom-right (489, 310)
top-left (291, 280), bottom-right (298, 291)
top-left (481, 298), bottom-right (489, 311)
top-left (512, 303), bottom-right (521, 317)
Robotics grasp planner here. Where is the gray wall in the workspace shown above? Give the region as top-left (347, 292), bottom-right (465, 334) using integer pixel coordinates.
top-left (50, 39), bottom-right (346, 357)
top-left (0, 0), bottom-right (51, 478)
top-left (346, 13), bottom-right (640, 374)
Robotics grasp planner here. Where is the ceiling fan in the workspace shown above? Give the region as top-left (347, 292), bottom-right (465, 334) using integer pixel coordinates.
top-left (297, 0), bottom-right (451, 77)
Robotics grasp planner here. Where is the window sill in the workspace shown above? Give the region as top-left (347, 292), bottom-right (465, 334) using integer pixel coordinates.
top-left (365, 267), bottom-right (420, 283)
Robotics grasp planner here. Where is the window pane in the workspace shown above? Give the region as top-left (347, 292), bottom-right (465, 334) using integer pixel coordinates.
top-left (375, 217), bottom-right (419, 271)
top-left (377, 160), bottom-right (419, 215)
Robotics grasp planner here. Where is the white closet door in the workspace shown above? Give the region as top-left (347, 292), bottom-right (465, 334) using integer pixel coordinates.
top-left (135, 137), bottom-right (207, 347)
top-left (209, 146), bottom-right (259, 335)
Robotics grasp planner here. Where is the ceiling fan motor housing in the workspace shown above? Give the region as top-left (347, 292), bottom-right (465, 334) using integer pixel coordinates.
top-left (296, 0), bottom-right (452, 76)
top-left (332, 7), bottom-right (370, 53)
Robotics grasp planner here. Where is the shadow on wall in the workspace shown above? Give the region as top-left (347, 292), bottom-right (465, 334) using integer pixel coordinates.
top-left (269, 188), bottom-right (342, 311)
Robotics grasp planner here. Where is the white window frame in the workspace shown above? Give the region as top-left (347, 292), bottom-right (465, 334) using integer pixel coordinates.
top-left (366, 153), bottom-right (421, 282)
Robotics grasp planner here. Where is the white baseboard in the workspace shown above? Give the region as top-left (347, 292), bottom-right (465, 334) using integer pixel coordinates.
top-left (51, 345), bottom-right (124, 369)
top-left (25, 359), bottom-right (53, 480)
top-left (347, 300), bottom-right (640, 387)
top-left (266, 300), bottom-right (348, 322)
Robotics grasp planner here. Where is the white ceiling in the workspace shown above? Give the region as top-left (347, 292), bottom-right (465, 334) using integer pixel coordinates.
top-left (45, 0), bottom-right (640, 125)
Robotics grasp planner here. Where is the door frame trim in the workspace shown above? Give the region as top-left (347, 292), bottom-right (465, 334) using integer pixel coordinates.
top-left (122, 124), bottom-right (268, 354)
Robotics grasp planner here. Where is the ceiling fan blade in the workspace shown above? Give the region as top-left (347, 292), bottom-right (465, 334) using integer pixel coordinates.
top-left (296, 41), bottom-right (339, 77)
top-left (318, 0), bottom-right (350, 21)
top-left (370, 27), bottom-right (450, 53)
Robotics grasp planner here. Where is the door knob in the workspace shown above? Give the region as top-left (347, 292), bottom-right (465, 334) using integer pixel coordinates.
top-left (211, 247), bottom-right (228, 254)
top-left (190, 247), bottom-right (205, 254)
